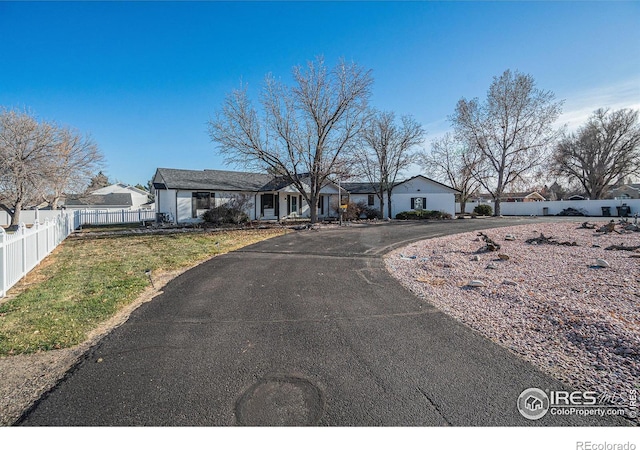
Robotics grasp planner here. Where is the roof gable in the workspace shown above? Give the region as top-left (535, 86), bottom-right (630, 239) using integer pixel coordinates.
top-left (394, 175), bottom-right (459, 194)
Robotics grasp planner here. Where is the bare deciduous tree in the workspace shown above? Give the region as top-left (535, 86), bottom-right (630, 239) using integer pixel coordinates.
top-left (42, 127), bottom-right (104, 209)
top-left (0, 108), bottom-right (56, 226)
top-left (208, 56), bottom-right (373, 223)
top-left (0, 108), bottom-right (104, 225)
top-left (552, 108), bottom-right (640, 199)
top-left (356, 110), bottom-right (424, 218)
top-left (421, 133), bottom-right (480, 214)
top-left (451, 70), bottom-right (563, 215)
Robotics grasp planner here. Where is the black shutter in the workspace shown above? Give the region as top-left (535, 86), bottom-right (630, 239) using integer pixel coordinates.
top-left (423, 197), bottom-right (427, 210)
top-left (410, 198), bottom-right (415, 210)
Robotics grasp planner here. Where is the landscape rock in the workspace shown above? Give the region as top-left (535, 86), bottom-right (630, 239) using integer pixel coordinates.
top-left (467, 280), bottom-right (485, 287)
top-left (595, 258), bottom-right (610, 268)
top-left (502, 279), bottom-right (518, 286)
top-left (504, 234), bottom-right (516, 241)
top-left (486, 263), bottom-right (498, 270)
top-left (498, 254), bottom-right (510, 261)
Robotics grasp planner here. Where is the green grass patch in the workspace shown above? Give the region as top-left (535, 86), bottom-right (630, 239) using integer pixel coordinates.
top-left (0, 229), bottom-right (285, 356)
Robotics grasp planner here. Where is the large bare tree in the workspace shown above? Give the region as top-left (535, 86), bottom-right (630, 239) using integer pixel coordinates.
top-left (421, 133), bottom-right (480, 214)
top-left (0, 108), bottom-right (56, 226)
top-left (0, 108), bottom-right (104, 225)
top-left (356, 110), bottom-right (425, 218)
top-left (552, 108), bottom-right (640, 199)
top-left (451, 70), bottom-right (563, 215)
top-left (42, 127), bottom-right (104, 209)
top-left (208, 57), bottom-right (373, 223)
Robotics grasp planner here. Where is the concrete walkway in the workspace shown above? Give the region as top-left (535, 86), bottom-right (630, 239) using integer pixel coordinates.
top-left (19, 219), bottom-right (628, 426)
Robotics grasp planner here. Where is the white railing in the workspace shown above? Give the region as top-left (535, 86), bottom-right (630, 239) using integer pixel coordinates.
top-left (74, 209), bottom-right (156, 226)
top-left (0, 213), bottom-right (75, 297)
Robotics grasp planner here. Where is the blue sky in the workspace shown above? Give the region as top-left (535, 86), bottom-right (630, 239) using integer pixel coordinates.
top-left (1, 1), bottom-right (639, 187)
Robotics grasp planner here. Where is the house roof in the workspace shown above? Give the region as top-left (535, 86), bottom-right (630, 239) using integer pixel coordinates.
top-left (154, 168), bottom-right (275, 192)
top-left (65, 193), bottom-right (133, 207)
top-left (343, 176), bottom-right (459, 194)
top-left (396, 175), bottom-right (460, 193)
top-left (91, 183), bottom-right (150, 197)
top-left (153, 168), bottom-right (457, 195)
top-left (341, 182), bottom-right (379, 194)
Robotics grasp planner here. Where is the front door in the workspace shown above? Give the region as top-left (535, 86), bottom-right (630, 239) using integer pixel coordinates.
top-left (288, 195), bottom-right (298, 215)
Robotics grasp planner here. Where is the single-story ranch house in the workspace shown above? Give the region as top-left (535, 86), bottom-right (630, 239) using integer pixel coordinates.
top-left (152, 168), bottom-right (457, 224)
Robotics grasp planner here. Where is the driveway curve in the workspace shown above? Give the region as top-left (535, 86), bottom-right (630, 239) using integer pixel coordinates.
top-left (19, 219), bottom-right (629, 426)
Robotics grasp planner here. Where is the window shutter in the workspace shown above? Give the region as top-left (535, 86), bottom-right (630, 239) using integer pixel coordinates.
top-left (423, 197), bottom-right (427, 210)
top-left (410, 198), bottom-right (415, 210)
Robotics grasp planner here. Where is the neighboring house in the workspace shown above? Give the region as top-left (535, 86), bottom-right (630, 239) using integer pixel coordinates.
top-left (152, 168), bottom-right (458, 223)
top-left (607, 183), bottom-right (640, 199)
top-left (473, 191), bottom-right (546, 203)
top-left (64, 183), bottom-right (153, 210)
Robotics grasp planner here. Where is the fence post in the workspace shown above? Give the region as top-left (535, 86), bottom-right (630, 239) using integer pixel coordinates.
top-left (34, 221), bottom-right (40, 264)
top-left (0, 227), bottom-right (6, 297)
top-left (18, 223), bottom-right (26, 280)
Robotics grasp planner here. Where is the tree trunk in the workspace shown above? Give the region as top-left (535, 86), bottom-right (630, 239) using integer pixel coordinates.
top-left (493, 198), bottom-right (501, 216)
top-left (9, 200), bottom-right (22, 226)
top-left (378, 186), bottom-right (384, 218)
top-left (460, 199), bottom-right (466, 214)
top-left (309, 192), bottom-right (318, 224)
top-left (387, 189), bottom-right (393, 219)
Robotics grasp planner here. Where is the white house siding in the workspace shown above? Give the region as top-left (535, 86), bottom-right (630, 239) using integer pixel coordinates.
top-left (156, 189), bottom-right (178, 222)
top-left (391, 193), bottom-right (456, 218)
top-left (390, 177), bottom-right (457, 218)
top-left (348, 194), bottom-right (382, 216)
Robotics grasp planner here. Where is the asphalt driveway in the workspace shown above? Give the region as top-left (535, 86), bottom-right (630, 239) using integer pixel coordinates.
top-left (19, 219), bottom-right (629, 426)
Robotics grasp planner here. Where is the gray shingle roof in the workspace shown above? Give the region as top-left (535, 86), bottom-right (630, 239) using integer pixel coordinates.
top-left (341, 182), bottom-right (379, 194)
top-left (154, 168), bottom-right (275, 192)
top-left (65, 193), bottom-right (133, 207)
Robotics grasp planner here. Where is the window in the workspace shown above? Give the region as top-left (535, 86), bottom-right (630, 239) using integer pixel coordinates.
top-left (368, 194), bottom-right (375, 206)
top-left (410, 197), bottom-right (427, 210)
top-left (192, 192), bottom-right (213, 218)
top-left (261, 194), bottom-right (274, 215)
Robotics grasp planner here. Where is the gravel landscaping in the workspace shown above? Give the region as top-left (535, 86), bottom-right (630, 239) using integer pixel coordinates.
top-left (385, 220), bottom-right (639, 421)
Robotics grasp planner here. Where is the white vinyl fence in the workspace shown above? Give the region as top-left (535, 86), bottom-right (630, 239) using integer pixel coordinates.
top-left (0, 213), bottom-right (75, 297)
top-left (74, 209), bottom-right (156, 226)
top-left (0, 209), bottom-right (157, 297)
top-left (457, 199), bottom-right (640, 217)
top-left (0, 208), bottom-right (156, 227)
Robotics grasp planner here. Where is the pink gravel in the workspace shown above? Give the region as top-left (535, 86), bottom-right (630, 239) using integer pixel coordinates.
top-left (385, 221), bottom-right (639, 419)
